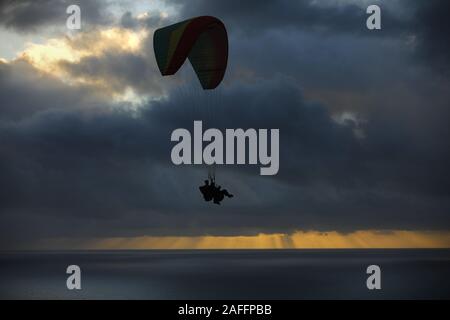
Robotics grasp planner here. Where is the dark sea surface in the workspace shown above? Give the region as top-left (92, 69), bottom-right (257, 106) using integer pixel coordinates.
top-left (0, 249), bottom-right (449, 299)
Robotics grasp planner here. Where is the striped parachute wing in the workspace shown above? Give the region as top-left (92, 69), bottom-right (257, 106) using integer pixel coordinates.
top-left (153, 16), bottom-right (228, 90)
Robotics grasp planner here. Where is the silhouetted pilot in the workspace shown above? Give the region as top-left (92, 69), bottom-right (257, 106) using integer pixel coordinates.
top-left (212, 185), bottom-right (233, 205)
top-left (199, 180), bottom-right (233, 204)
top-left (199, 180), bottom-right (214, 201)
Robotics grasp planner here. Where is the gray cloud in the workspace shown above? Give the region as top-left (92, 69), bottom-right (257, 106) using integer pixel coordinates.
top-left (412, 1), bottom-right (450, 76)
top-left (0, 60), bottom-right (113, 121)
top-left (171, 0), bottom-right (450, 77)
top-left (58, 51), bottom-right (165, 97)
top-left (1, 0), bottom-right (449, 249)
top-left (171, 0), bottom-right (410, 36)
top-left (1, 72), bottom-right (449, 248)
top-left (0, 0), bottom-right (111, 32)
top-left (120, 10), bottom-right (175, 30)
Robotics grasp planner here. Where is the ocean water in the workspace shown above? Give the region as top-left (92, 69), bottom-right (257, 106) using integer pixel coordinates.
top-left (0, 249), bottom-right (449, 299)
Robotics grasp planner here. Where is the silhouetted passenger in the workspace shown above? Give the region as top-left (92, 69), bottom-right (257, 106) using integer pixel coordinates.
top-left (199, 180), bottom-right (214, 201)
top-left (213, 185), bottom-right (234, 205)
top-left (199, 180), bottom-right (233, 204)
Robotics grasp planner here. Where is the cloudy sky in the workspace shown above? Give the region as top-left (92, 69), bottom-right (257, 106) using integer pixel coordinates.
top-left (0, 0), bottom-right (449, 249)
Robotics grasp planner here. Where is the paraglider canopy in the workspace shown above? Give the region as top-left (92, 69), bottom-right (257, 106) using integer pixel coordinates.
top-left (153, 16), bottom-right (228, 90)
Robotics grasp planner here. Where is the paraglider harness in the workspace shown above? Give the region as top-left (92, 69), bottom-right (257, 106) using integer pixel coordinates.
top-left (208, 169), bottom-right (215, 185)
top-left (199, 173), bottom-right (233, 205)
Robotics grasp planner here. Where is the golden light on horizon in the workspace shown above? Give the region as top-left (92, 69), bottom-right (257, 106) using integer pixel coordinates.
top-left (37, 230), bottom-right (450, 250)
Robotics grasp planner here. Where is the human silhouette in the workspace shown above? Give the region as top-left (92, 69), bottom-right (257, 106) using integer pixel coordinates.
top-left (212, 185), bottom-right (234, 205)
top-left (199, 179), bottom-right (214, 201)
top-left (199, 179), bottom-right (233, 204)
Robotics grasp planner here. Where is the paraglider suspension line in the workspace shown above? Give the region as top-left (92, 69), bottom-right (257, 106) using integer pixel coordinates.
top-left (208, 165), bottom-right (216, 183)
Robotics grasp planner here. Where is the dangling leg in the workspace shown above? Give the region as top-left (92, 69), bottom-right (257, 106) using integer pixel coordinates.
top-left (222, 189), bottom-right (233, 198)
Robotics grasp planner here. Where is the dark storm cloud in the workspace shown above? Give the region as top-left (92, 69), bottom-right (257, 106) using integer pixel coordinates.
top-left (171, 0), bottom-right (450, 76)
top-left (413, 1), bottom-right (450, 76)
top-left (227, 30), bottom-right (412, 102)
top-left (159, 0), bottom-right (447, 116)
top-left (1, 0), bottom-right (450, 249)
top-left (0, 0), bottom-right (109, 31)
top-left (58, 51), bottom-right (164, 96)
top-left (170, 0), bottom-right (409, 36)
top-left (1, 68), bottom-right (449, 248)
top-left (0, 60), bottom-right (111, 121)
